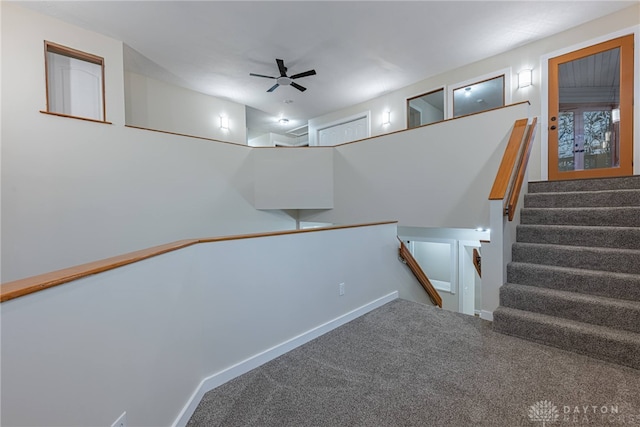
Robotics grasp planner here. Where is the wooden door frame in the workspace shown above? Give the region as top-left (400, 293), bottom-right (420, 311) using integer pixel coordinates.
top-left (540, 27), bottom-right (639, 181)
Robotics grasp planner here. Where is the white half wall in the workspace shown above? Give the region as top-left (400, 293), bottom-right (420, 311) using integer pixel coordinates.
top-left (125, 71), bottom-right (247, 144)
top-left (0, 223), bottom-right (425, 427)
top-left (253, 147), bottom-right (334, 209)
top-left (300, 103), bottom-right (530, 229)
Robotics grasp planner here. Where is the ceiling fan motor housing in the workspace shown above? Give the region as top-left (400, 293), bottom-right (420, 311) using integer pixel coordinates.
top-left (250, 58), bottom-right (316, 92)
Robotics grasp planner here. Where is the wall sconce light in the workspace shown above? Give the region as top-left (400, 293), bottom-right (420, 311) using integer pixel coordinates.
top-left (612, 108), bottom-right (620, 123)
top-left (219, 115), bottom-right (229, 130)
top-left (382, 110), bottom-right (391, 126)
top-left (518, 69), bottom-right (533, 88)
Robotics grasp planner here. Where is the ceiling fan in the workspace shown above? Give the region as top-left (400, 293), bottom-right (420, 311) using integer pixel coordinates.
top-left (250, 59), bottom-right (316, 92)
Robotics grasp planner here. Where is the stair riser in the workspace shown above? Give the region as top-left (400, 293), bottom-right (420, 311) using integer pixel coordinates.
top-left (512, 244), bottom-right (640, 274)
top-left (507, 263), bottom-right (640, 302)
top-left (516, 225), bottom-right (640, 250)
top-left (521, 207), bottom-right (640, 227)
top-left (529, 176), bottom-right (640, 193)
top-left (493, 310), bottom-right (640, 370)
top-left (500, 285), bottom-right (640, 334)
top-left (525, 190), bottom-right (640, 208)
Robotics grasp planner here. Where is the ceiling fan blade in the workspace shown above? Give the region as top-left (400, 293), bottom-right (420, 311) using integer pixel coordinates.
top-left (250, 73), bottom-right (276, 79)
top-left (276, 59), bottom-right (287, 77)
top-left (267, 83), bottom-right (280, 92)
top-left (290, 69), bottom-right (316, 79)
top-left (290, 82), bottom-right (307, 92)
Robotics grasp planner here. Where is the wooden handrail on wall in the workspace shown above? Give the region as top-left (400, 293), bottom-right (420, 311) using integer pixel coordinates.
top-left (0, 221), bottom-right (396, 303)
top-left (472, 248), bottom-right (481, 278)
top-left (489, 117), bottom-right (538, 220)
top-left (398, 240), bottom-right (443, 308)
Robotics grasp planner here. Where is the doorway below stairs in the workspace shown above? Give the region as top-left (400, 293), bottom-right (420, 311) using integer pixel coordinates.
top-left (398, 226), bottom-right (489, 315)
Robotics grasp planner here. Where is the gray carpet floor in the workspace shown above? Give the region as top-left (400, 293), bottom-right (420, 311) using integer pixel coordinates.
top-left (187, 299), bottom-right (640, 426)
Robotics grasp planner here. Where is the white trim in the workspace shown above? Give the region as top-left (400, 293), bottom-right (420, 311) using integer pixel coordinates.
top-left (171, 291), bottom-right (399, 427)
top-left (447, 67), bottom-right (512, 119)
top-left (313, 111), bottom-right (371, 146)
top-left (458, 240), bottom-right (482, 316)
top-left (480, 310), bottom-right (494, 322)
top-left (540, 25), bottom-right (640, 181)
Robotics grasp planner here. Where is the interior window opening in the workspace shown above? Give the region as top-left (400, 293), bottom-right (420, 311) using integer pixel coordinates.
top-left (452, 75), bottom-right (505, 118)
top-left (44, 41), bottom-right (106, 122)
top-left (407, 88), bottom-right (445, 129)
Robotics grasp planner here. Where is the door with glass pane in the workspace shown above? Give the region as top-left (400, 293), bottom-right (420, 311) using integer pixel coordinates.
top-left (548, 34), bottom-right (634, 180)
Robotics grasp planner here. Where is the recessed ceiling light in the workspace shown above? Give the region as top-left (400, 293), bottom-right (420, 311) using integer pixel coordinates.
top-left (279, 118), bottom-right (289, 124)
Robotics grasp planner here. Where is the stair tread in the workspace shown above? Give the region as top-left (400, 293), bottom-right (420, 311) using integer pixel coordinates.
top-left (509, 261), bottom-right (640, 280)
top-left (516, 224), bottom-right (640, 247)
top-left (514, 241), bottom-right (640, 254)
top-left (527, 188), bottom-right (640, 197)
top-left (494, 306), bottom-right (640, 343)
top-left (517, 223), bottom-right (640, 233)
top-left (522, 206), bottom-right (640, 211)
top-left (494, 307), bottom-right (640, 369)
top-left (507, 262), bottom-right (640, 302)
top-left (502, 283), bottom-right (640, 310)
top-left (528, 176), bottom-right (640, 193)
top-left (520, 205), bottom-right (640, 227)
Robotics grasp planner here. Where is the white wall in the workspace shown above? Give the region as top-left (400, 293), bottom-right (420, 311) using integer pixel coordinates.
top-left (125, 71), bottom-right (247, 144)
top-left (307, 4), bottom-right (640, 181)
top-left (248, 133), bottom-right (272, 147)
top-left (413, 241), bottom-right (451, 282)
top-left (253, 147), bottom-right (333, 209)
top-left (300, 103), bottom-right (530, 229)
top-left (248, 132), bottom-right (308, 147)
top-left (415, 98), bottom-right (444, 126)
top-left (0, 3), bottom-right (294, 282)
top-left (0, 223), bottom-right (428, 427)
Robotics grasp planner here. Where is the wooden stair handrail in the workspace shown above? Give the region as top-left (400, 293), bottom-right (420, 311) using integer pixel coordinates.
top-left (506, 117), bottom-right (538, 220)
top-left (488, 117), bottom-right (537, 220)
top-left (0, 221), bottom-right (397, 303)
top-left (489, 118), bottom-right (528, 201)
top-left (398, 240), bottom-right (443, 308)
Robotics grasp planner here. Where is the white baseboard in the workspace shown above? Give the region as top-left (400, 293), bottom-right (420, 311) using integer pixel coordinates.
top-left (172, 291), bottom-right (399, 427)
top-left (480, 310), bottom-right (494, 321)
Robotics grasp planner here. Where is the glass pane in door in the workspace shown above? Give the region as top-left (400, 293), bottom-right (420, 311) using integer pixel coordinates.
top-left (558, 112), bottom-right (574, 171)
top-left (557, 47), bottom-right (620, 172)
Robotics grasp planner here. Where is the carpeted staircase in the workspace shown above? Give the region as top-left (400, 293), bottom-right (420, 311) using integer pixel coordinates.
top-left (493, 175), bottom-right (640, 369)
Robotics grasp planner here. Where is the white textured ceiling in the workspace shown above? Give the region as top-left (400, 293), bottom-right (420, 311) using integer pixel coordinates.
top-left (18, 1), bottom-right (637, 139)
